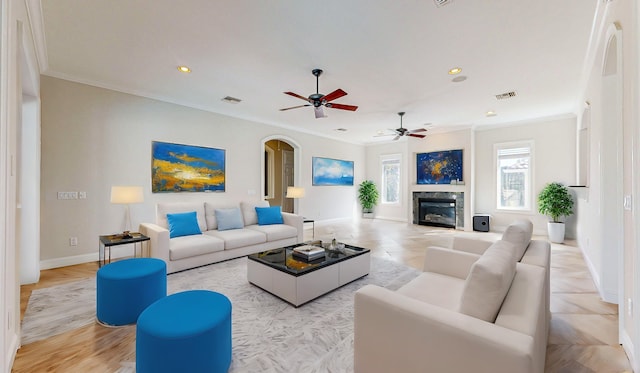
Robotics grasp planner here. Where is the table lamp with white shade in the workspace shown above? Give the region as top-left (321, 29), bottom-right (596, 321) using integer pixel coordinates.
top-left (286, 186), bottom-right (305, 214)
top-left (111, 186), bottom-right (144, 238)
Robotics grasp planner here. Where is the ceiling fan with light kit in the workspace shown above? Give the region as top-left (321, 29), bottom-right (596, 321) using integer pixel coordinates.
top-left (280, 69), bottom-right (358, 118)
top-left (376, 112), bottom-right (427, 141)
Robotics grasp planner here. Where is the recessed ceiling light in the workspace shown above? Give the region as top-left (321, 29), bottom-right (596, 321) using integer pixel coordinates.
top-left (177, 66), bottom-right (191, 73)
top-left (451, 75), bottom-right (467, 83)
top-left (486, 110), bottom-right (497, 117)
top-left (448, 67), bottom-right (462, 75)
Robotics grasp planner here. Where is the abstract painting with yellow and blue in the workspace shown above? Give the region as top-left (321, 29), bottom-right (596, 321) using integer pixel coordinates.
top-left (152, 141), bottom-right (225, 192)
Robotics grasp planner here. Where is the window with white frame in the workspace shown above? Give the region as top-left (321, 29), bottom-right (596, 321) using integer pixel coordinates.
top-left (381, 154), bottom-right (401, 204)
top-left (495, 142), bottom-right (532, 210)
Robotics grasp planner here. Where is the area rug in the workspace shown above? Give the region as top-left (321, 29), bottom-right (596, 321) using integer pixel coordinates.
top-left (23, 256), bottom-right (421, 372)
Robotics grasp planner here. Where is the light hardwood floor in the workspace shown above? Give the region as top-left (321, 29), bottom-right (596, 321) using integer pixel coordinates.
top-left (12, 219), bottom-right (633, 372)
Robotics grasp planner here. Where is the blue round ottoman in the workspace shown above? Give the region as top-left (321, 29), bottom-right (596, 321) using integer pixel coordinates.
top-left (96, 258), bottom-right (166, 326)
top-left (136, 290), bottom-right (232, 373)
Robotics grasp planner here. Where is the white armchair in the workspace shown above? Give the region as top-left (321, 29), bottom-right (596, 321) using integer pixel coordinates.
top-left (354, 244), bottom-right (547, 373)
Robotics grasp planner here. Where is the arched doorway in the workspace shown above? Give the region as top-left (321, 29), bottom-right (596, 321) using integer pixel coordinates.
top-left (600, 24), bottom-right (626, 345)
top-left (261, 136), bottom-right (302, 214)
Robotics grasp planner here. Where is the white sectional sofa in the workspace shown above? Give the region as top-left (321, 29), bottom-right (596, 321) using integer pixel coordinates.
top-left (139, 201), bottom-right (303, 274)
top-left (354, 234), bottom-right (549, 373)
top-left (446, 219), bottom-right (549, 272)
top-left (442, 219), bottom-right (551, 324)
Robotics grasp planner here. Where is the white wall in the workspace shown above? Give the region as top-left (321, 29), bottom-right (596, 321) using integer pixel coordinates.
top-left (474, 117), bottom-right (576, 235)
top-left (1, 0), bottom-right (42, 370)
top-left (19, 95), bottom-right (40, 284)
top-left (364, 140), bottom-right (408, 221)
top-left (367, 123), bottom-right (578, 235)
top-left (409, 129), bottom-right (473, 230)
top-left (574, 0), bottom-right (640, 367)
top-left (299, 137), bottom-right (366, 222)
top-left (40, 76), bottom-right (365, 267)
top-left (365, 129), bottom-right (473, 228)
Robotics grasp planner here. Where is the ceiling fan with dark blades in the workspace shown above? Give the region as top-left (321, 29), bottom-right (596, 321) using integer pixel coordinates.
top-left (375, 112), bottom-right (427, 140)
top-left (280, 69), bottom-right (358, 118)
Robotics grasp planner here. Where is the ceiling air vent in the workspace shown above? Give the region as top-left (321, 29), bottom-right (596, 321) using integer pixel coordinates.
top-left (221, 96), bottom-right (242, 104)
top-left (434, 0), bottom-right (452, 7)
top-left (495, 91), bottom-right (517, 100)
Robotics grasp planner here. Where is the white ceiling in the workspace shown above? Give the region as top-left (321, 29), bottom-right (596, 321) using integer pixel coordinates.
top-left (37, 0), bottom-right (597, 144)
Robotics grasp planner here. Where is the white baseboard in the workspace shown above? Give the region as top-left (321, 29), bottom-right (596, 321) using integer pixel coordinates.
top-left (532, 228), bottom-right (548, 237)
top-left (484, 224), bottom-right (547, 237)
top-left (620, 329), bottom-right (637, 371)
top-left (373, 215), bottom-right (408, 222)
top-left (316, 217), bottom-right (352, 224)
top-left (578, 243), bottom-right (605, 300)
top-left (40, 247), bottom-right (135, 270)
top-left (601, 289), bottom-right (619, 304)
top-left (40, 253), bottom-right (96, 270)
top-left (6, 332), bottom-right (19, 372)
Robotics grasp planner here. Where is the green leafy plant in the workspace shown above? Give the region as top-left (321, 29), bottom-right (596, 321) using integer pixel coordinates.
top-left (537, 182), bottom-right (574, 223)
top-left (358, 180), bottom-right (379, 213)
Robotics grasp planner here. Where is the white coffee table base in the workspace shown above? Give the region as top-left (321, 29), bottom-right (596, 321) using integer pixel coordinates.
top-left (247, 252), bottom-right (370, 307)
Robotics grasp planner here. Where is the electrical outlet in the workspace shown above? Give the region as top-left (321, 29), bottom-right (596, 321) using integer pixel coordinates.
top-left (79, 191), bottom-right (87, 199)
top-left (628, 298), bottom-right (633, 316)
top-left (70, 237), bottom-right (78, 246)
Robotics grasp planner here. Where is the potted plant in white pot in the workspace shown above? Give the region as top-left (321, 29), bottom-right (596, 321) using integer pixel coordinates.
top-left (537, 182), bottom-right (574, 243)
top-left (358, 180), bottom-right (379, 218)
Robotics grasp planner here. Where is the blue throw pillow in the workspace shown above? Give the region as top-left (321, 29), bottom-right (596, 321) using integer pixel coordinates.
top-left (215, 208), bottom-right (245, 231)
top-left (166, 211), bottom-right (202, 238)
top-left (255, 206), bottom-right (284, 225)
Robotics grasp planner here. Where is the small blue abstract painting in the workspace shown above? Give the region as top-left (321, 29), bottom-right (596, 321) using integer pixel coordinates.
top-left (416, 149), bottom-right (463, 185)
top-left (312, 157), bottom-right (354, 186)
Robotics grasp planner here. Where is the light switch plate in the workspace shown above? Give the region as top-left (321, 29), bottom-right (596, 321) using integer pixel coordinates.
top-left (58, 191), bottom-right (79, 200)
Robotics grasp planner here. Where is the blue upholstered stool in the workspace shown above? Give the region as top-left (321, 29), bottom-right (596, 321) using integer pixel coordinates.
top-left (136, 290), bottom-right (232, 373)
top-left (96, 258), bottom-right (166, 326)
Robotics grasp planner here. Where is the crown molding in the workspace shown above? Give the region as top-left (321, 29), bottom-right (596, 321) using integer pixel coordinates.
top-left (25, 0), bottom-right (49, 72)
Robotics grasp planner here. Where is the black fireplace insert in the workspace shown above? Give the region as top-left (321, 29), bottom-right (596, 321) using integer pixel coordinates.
top-left (418, 198), bottom-right (456, 228)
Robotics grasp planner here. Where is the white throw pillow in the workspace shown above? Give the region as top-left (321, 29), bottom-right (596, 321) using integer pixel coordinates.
top-left (501, 219), bottom-right (533, 261)
top-left (240, 201), bottom-right (269, 226)
top-left (458, 240), bottom-right (517, 323)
